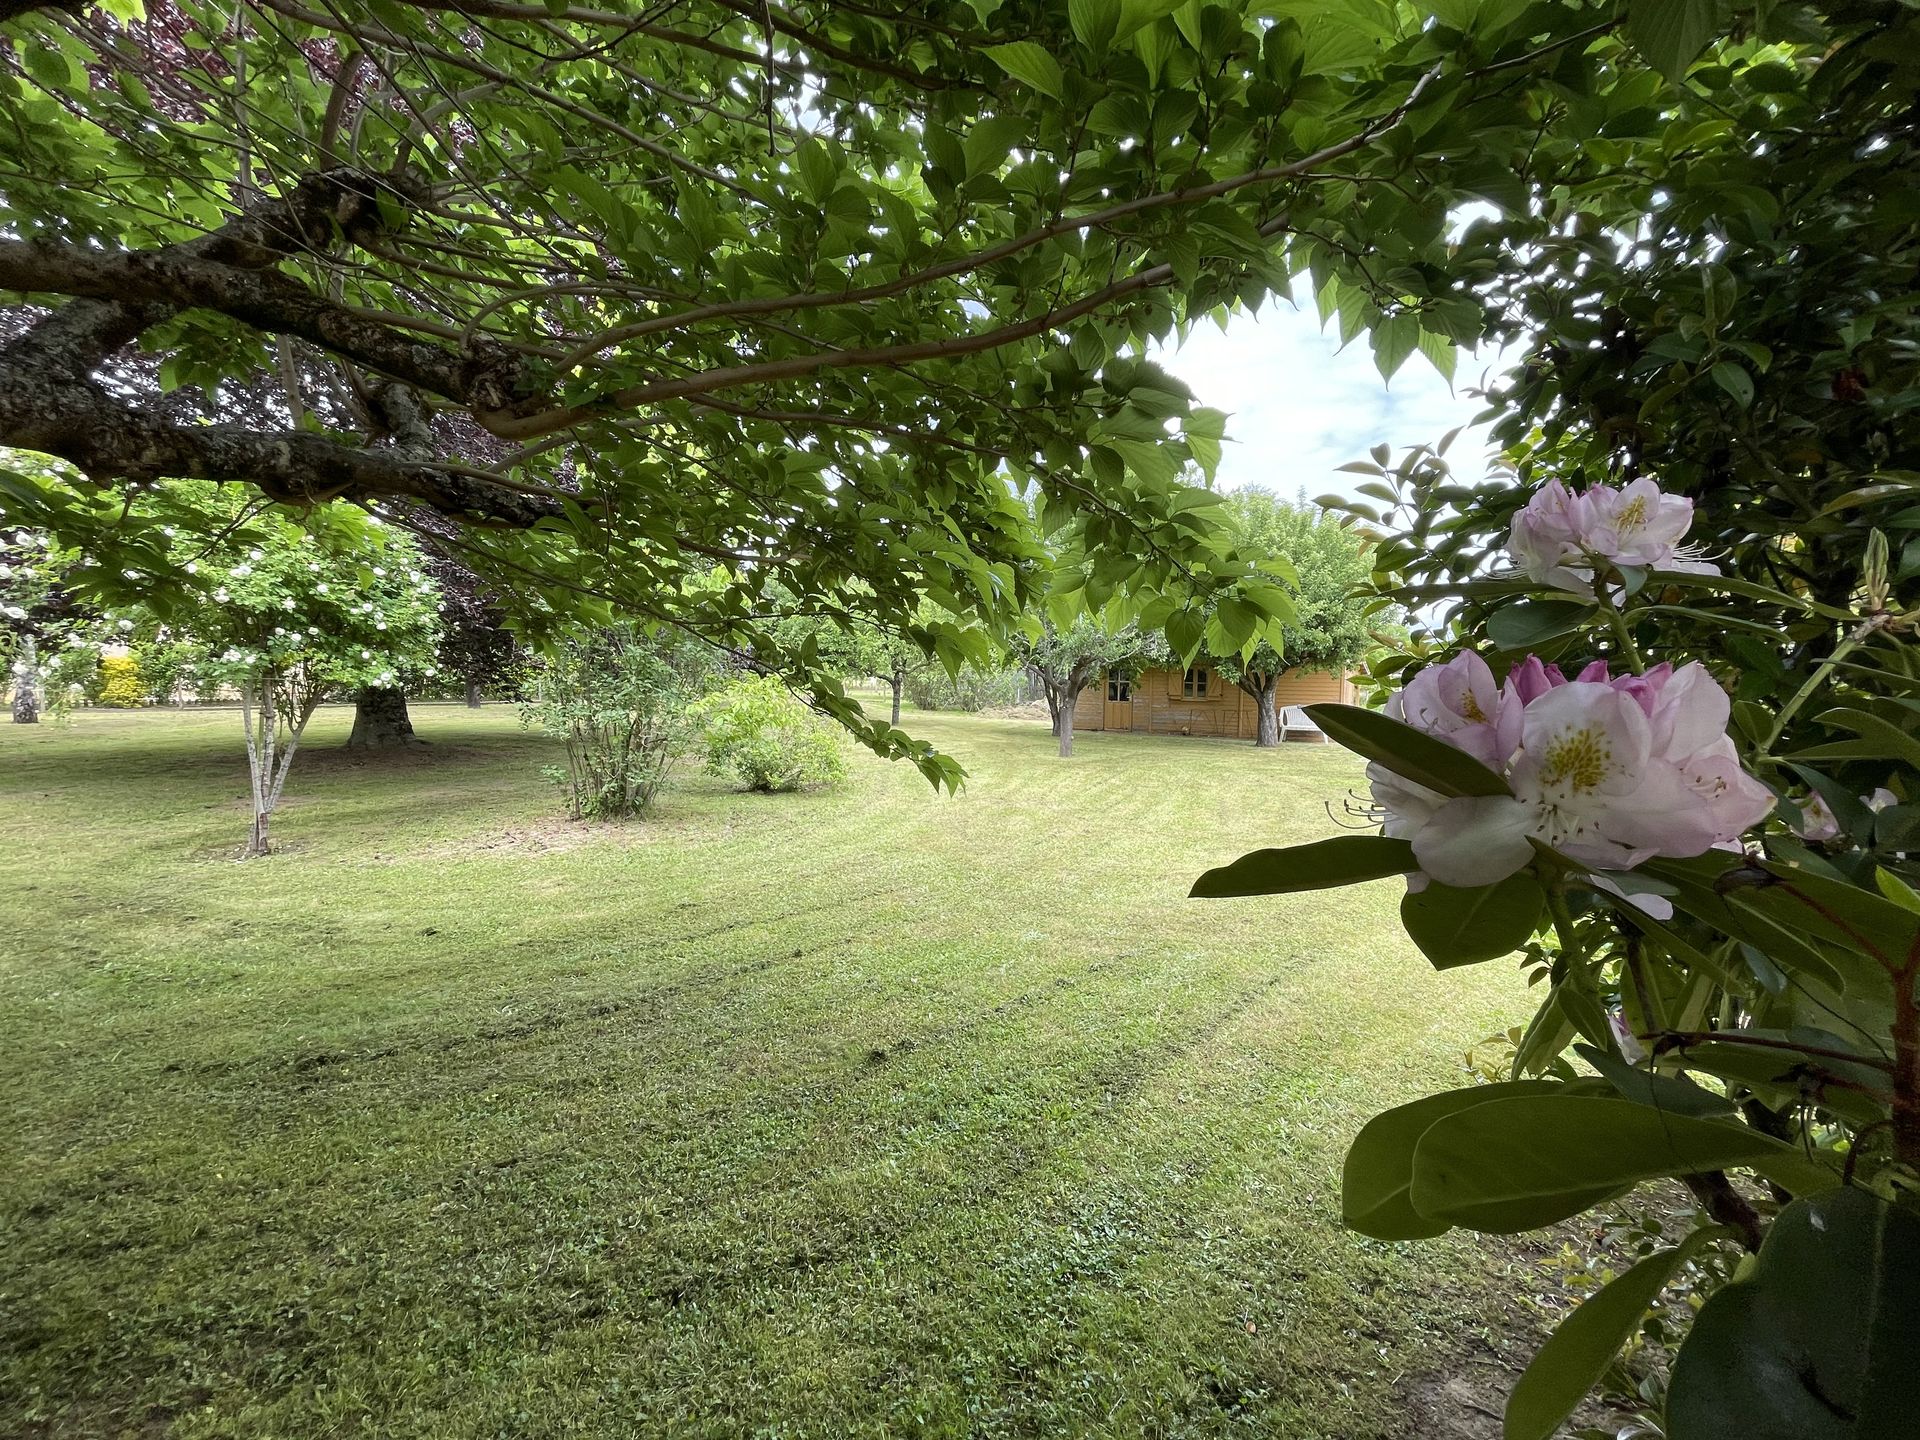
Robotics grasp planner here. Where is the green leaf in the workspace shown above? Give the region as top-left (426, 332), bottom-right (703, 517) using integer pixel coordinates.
top-left (1416, 327), bottom-right (1458, 383)
top-left (1410, 1094), bottom-right (1825, 1233)
top-left (1506, 1230), bottom-right (1718, 1440)
top-left (1303, 703), bottom-right (1511, 798)
top-left (1343, 1081), bottom-right (1578, 1242)
top-left (1400, 874), bottom-right (1545, 969)
top-left (1486, 599), bottom-right (1596, 651)
top-left (1373, 313), bottom-right (1418, 381)
top-left (1190, 835), bottom-right (1417, 898)
top-left (1794, 706), bottom-right (1920, 772)
top-left (1069, 0), bottom-right (1119, 50)
top-left (1667, 1189), bottom-right (1920, 1440)
top-left (1625, 0), bottom-right (1721, 83)
top-left (1710, 360), bottom-right (1755, 408)
top-left (981, 42), bottom-right (1064, 101)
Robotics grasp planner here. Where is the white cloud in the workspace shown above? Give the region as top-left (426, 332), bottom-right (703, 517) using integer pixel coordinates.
top-left (1154, 283), bottom-right (1510, 507)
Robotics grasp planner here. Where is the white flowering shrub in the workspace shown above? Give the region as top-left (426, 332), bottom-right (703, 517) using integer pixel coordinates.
top-left (115, 487), bottom-right (442, 854)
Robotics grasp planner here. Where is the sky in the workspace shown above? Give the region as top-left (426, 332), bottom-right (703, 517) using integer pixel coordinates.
top-left (1152, 282), bottom-right (1506, 507)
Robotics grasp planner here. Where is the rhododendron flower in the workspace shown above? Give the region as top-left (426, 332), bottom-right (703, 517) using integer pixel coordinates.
top-left (1793, 791), bottom-right (1840, 843)
top-left (1372, 654), bottom-right (1774, 891)
top-left (1609, 1011), bottom-right (1648, 1064)
top-left (1386, 651), bottom-right (1506, 767)
top-left (1506, 478), bottom-right (1717, 597)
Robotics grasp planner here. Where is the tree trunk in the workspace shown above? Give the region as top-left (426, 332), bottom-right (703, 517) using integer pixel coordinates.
top-left (346, 686), bottom-right (424, 748)
top-left (246, 806), bottom-right (271, 858)
top-left (1058, 684), bottom-right (1078, 757)
top-left (890, 668), bottom-right (903, 727)
top-left (465, 677), bottom-right (482, 708)
top-left (1039, 674), bottom-right (1063, 736)
top-left (1253, 675), bottom-right (1281, 748)
top-left (11, 633), bottom-right (38, 723)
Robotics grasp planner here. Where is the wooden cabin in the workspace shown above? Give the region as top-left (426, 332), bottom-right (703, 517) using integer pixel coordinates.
top-left (1069, 664), bottom-right (1358, 741)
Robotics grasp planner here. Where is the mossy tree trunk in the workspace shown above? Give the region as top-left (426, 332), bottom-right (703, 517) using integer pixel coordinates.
top-left (347, 686), bottom-right (424, 749)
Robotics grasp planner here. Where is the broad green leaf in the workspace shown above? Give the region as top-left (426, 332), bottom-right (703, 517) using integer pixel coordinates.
top-left (1506, 1229), bottom-right (1719, 1440)
top-left (1486, 599), bottom-right (1596, 651)
top-left (1667, 1189), bottom-right (1920, 1440)
top-left (1400, 874), bottom-right (1544, 969)
top-left (1573, 1043), bottom-right (1734, 1118)
top-left (1710, 360), bottom-right (1755, 408)
top-left (1303, 703), bottom-right (1511, 798)
top-left (1410, 1094), bottom-right (1830, 1233)
top-left (1190, 835), bottom-right (1416, 898)
top-left (1625, 0), bottom-right (1721, 82)
top-left (1342, 1081), bottom-right (1583, 1241)
top-left (981, 42), bottom-right (1064, 101)
top-left (1793, 706), bottom-right (1920, 772)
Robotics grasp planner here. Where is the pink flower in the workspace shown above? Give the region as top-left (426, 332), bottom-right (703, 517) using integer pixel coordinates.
top-left (1388, 651), bottom-right (1506, 767)
top-left (1609, 1011), bottom-right (1648, 1064)
top-left (1793, 792), bottom-right (1840, 843)
top-left (1373, 656), bottom-right (1775, 890)
top-left (1506, 478), bottom-right (1717, 597)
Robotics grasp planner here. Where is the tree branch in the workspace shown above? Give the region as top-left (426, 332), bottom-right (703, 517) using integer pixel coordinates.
top-left (0, 359), bottom-right (558, 527)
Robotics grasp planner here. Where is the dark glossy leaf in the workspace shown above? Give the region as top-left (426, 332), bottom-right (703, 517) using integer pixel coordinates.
top-left (1507, 1229), bottom-right (1717, 1440)
top-left (1342, 1081), bottom-right (1575, 1241)
top-left (1401, 874), bottom-right (1545, 968)
top-left (1486, 599), bottom-right (1596, 651)
top-left (1303, 703), bottom-right (1511, 798)
top-left (1189, 835), bottom-right (1416, 898)
top-left (1626, 0), bottom-right (1721, 82)
top-left (1574, 1043), bottom-right (1735, 1118)
top-left (1410, 1094), bottom-right (1834, 1234)
top-left (1667, 1189), bottom-right (1920, 1440)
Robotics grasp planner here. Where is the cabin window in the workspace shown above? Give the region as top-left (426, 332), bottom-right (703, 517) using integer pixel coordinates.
top-left (1182, 666), bottom-right (1211, 699)
top-left (1107, 669), bottom-right (1131, 702)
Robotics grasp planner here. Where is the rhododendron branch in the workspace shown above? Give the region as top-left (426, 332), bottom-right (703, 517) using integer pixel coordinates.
top-left (1758, 615), bottom-right (1886, 756)
top-left (1654, 1031), bottom-right (1896, 1072)
top-left (1591, 578), bottom-right (1646, 675)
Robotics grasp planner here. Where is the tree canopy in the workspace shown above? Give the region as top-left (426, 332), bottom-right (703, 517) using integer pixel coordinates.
top-left (0, 0), bottom-right (1789, 780)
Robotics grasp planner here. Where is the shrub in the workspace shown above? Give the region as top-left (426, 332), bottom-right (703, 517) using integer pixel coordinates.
top-left (904, 664), bottom-right (1026, 713)
top-left (521, 626), bottom-right (713, 820)
top-left (134, 639), bottom-right (207, 705)
top-left (96, 653), bottom-right (144, 707)
top-left (695, 674), bottom-right (847, 792)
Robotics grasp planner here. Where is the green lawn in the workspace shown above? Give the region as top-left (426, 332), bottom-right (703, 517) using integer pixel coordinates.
top-left (2, 706), bottom-right (1533, 1439)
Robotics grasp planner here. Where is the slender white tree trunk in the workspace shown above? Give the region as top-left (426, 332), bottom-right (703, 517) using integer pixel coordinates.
top-left (241, 679), bottom-right (271, 856)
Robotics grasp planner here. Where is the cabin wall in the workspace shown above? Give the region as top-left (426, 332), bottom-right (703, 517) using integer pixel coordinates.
top-left (1071, 666), bottom-right (1355, 738)
top-left (1070, 684), bottom-right (1104, 731)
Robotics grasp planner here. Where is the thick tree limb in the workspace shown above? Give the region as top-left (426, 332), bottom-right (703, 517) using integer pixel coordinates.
top-left (0, 359), bottom-right (559, 526)
top-left (6, 168), bottom-right (425, 377)
top-left (0, 239), bottom-right (513, 406)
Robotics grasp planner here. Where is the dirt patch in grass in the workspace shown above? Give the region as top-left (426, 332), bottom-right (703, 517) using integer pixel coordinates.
top-left (395, 818), bottom-right (653, 859)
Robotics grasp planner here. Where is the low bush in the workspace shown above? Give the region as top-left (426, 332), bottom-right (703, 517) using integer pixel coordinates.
top-left (904, 665), bottom-right (1027, 713)
top-left (695, 674), bottom-right (847, 792)
top-left (522, 626), bottom-right (714, 820)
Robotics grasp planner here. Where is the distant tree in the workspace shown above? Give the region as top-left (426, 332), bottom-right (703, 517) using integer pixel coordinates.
top-left (122, 489), bottom-right (442, 855)
top-left (434, 568), bottom-right (521, 710)
top-left (1009, 617), bottom-right (1142, 759)
top-left (1, 525), bottom-right (63, 724)
top-left (1217, 491), bottom-right (1374, 747)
